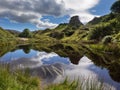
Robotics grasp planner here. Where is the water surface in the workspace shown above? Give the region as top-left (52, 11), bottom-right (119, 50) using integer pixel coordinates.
top-left (0, 44), bottom-right (120, 90)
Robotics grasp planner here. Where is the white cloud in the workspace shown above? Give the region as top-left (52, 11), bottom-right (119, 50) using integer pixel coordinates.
top-left (9, 52), bottom-right (69, 69)
top-left (63, 0), bottom-right (99, 10)
top-left (70, 11), bottom-right (99, 24)
top-left (59, 0), bottom-right (100, 23)
top-left (0, 0), bottom-right (63, 29)
top-left (31, 18), bottom-right (58, 29)
top-left (0, 0), bottom-right (100, 29)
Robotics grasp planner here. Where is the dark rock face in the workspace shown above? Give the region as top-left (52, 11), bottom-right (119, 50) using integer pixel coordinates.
top-left (69, 16), bottom-right (83, 28)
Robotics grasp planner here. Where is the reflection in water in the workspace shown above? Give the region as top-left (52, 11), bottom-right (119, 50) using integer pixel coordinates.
top-left (86, 51), bottom-right (120, 83)
top-left (9, 51), bottom-right (70, 70)
top-left (29, 63), bottom-right (65, 83)
top-left (0, 50), bottom-right (120, 89)
top-left (18, 44), bottom-right (32, 54)
top-left (0, 44), bottom-right (120, 89)
top-left (48, 44), bottom-right (84, 65)
top-left (0, 50), bottom-right (37, 62)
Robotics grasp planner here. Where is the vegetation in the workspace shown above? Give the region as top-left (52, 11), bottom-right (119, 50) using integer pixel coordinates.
top-left (0, 27), bottom-right (15, 39)
top-left (87, 0), bottom-right (120, 42)
top-left (49, 31), bottom-right (64, 39)
top-left (0, 27), bottom-right (17, 46)
top-left (114, 32), bottom-right (120, 42)
top-left (7, 29), bottom-right (20, 36)
top-left (86, 44), bottom-right (120, 82)
top-left (31, 8), bottom-right (119, 43)
top-left (102, 35), bottom-right (112, 44)
top-left (0, 45), bottom-right (16, 57)
top-left (88, 17), bottom-right (120, 41)
top-left (46, 78), bottom-right (106, 90)
top-left (0, 65), bottom-right (40, 90)
top-left (0, 1), bottom-right (120, 89)
top-left (19, 29), bottom-right (33, 38)
top-left (111, 0), bottom-right (120, 13)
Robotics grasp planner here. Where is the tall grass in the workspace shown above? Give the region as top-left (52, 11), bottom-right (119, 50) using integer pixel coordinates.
top-left (45, 77), bottom-right (111, 90)
top-left (46, 78), bottom-right (79, 90)
top-left (0, 65), bottom-right (113, 90)
top-left (0, 65), bottom-right (40, 90)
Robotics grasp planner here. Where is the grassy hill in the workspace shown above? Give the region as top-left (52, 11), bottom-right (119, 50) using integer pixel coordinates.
top-left (0, 27), bottom-right (15, 39)
top-left (33, 16), bottom-right (89, 43)
top-left (6, 29), bottom-right (21, 36)
top-left (87, 13), bottom-right (120, 43)
top-left (32, 12), bottom-right (120, 44)
top-left (0, 27), bottom-right (17, 46)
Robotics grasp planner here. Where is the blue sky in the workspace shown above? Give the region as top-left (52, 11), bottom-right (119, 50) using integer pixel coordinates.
top-left (0, 0), bottom-right (115, 31)
top-left (90, 0), bottom-right (115, 15)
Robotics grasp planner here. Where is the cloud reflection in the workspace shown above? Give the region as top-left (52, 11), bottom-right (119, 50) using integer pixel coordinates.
top-left (54, 56), bottom-right (120, 90)
top-left (10, 51), bottom-right (70, 69)
top-left (1, 50), bottom-right (120, 89)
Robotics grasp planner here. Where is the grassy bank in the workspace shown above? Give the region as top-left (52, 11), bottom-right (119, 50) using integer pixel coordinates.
top-left (0, 66), bottom-right (40, 90)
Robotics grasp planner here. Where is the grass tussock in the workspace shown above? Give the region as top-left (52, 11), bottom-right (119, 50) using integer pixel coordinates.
top-left (46, 78), bottom-right (79, 90)
top-left (0, 66), bottom-right (40, 90)
top-left (45, 77), bottom-right (109, 90)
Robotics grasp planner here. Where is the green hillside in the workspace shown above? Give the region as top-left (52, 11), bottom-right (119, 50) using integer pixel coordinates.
top-left (0, 27), bottom-right (16, 46)
top-left (88, 14), bottom-right (120, 42)
top-left (32, 2), bottom-right (120, 44)
top-left (6, 29), bottom-right (20, 36)
top-left (33, 16), bottom-right (88, 43)
top-left (0, 27), bottom-right (15, 39)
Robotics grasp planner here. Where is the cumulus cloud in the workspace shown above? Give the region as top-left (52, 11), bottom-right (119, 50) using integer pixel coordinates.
top-left (0, 0), bottom-right (64, 28)
top-left (0, 0), bottom-right (100, 29)
top-left (61, 0), bottom-right (100, 23)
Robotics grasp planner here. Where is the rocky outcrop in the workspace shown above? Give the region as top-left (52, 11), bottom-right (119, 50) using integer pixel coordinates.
top-left (69, 16), bottom-right (83, 29)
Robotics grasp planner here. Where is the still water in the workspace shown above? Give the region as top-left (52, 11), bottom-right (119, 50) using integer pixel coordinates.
top-left (0, 45), bottom-right (120, 90)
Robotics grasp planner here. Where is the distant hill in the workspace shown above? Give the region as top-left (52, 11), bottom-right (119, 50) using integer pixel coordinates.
top-left (0, 27), bottom-right (15, 39)
top-left (6, 29), bottom-right (21, 36)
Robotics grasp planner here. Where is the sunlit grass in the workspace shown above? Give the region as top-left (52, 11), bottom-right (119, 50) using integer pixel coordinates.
top-left (0, 65), bottom-right (40, 90)
top-left (45, 77), bottom-right (110, 90)
top-left (46, 78), bottom-right (79, 90)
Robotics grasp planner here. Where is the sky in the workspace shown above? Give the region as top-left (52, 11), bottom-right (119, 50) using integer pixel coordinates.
top-left (0, 0), bottom-right (116, 31)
